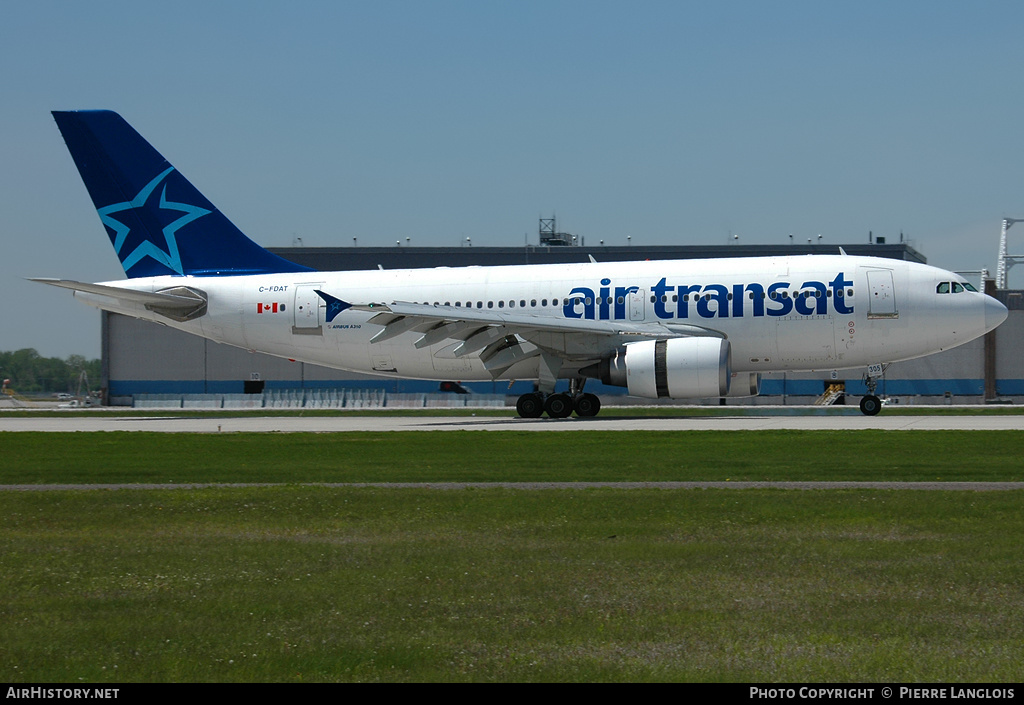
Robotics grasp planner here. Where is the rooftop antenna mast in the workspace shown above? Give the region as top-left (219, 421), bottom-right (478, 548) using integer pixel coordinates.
top-left (996, 218), bottom-right (1024, 289)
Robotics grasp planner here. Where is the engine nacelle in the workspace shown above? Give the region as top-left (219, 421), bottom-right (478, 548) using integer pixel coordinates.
top-left (586, 337), bottom-right (732, 399)
top-left (726, 372), bottom-right (761, 398)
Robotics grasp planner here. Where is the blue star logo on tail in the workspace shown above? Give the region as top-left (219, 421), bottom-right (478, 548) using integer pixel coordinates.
top-left (97, 167), bottom-right (211, 276)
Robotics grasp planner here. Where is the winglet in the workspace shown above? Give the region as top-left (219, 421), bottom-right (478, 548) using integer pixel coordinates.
top-left (314, 289), bottom-right (352, 323)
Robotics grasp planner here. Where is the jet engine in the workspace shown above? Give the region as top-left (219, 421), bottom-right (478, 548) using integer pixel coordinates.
top-left (726, 372), bottom-right (761, 398)
top-left (584, 337), bottom-right (732, 399)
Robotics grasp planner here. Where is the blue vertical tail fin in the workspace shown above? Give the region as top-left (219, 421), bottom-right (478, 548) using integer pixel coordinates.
top-left (52, 110), bottom-right (313, 278)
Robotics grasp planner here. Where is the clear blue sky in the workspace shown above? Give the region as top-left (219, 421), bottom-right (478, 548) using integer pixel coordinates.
top-left (3, 1), bottom-right (1024, 359)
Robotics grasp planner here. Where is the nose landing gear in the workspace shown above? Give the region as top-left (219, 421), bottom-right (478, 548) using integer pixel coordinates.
top-left (859, 365), bottom-right (887, 416)
top-left (859, 393), bottom-right (882, 416)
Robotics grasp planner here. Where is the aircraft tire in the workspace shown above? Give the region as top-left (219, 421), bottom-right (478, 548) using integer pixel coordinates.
top-left (516, 393), bottom-right (545, 418)
top-left (544, 393), bottom-right (574, 419)
top-left (859, 394), bottom-right (882, 416)
top-left (574, 393), bottom-right (601, 417)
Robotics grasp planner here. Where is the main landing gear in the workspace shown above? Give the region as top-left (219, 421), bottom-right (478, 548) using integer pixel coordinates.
top-left (515, 391), bottom-right (602, 418)
top-left (516, 377), bottom-right (602, 419)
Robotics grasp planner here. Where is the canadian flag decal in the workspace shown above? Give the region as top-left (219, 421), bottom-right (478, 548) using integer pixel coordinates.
top-left (257, 303), bottom-right (280, 313)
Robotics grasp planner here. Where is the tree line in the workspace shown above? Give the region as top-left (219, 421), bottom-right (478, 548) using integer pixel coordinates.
top-left (0, 349), bottom-right (102, 395)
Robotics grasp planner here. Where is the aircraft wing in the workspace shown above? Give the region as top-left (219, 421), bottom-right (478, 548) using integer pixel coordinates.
top-left (372, 301), bottom-right (724, 339)
top-left (338, 297), bottom-right (726, 371)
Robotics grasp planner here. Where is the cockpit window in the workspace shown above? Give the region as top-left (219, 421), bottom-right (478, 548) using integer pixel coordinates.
top-left (937, 281), bottom-right (978, 294)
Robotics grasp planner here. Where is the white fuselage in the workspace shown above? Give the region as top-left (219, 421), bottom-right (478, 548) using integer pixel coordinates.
top-left (74, 254), bottom-right (1004, 384)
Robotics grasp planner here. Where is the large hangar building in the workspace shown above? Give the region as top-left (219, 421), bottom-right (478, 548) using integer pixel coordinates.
top-left (99, 239), bottom-right (1022, 407)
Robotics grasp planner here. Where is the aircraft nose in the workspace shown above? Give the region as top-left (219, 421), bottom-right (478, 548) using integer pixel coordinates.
top-left (985, 295), bottom-right (1008, 333)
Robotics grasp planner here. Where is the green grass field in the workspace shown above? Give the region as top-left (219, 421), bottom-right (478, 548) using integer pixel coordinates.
top-left (1, 429), bottom-right (1022, 682)
top-left (3, 430), bottom-right (1024, 484)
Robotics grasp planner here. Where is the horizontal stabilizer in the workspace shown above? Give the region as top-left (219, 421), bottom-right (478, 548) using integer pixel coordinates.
top-left (30, 278), bottom-right (207, 321)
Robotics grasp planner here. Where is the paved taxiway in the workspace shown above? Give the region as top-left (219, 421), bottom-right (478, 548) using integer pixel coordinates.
top-left (3, 412), bottom-right (1024, 432)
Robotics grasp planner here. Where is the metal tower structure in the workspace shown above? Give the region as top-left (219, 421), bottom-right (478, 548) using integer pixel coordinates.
top-left (539, 216), bottom-right (575, 246)
top-left (996, 218), bottom-right (1024, 289)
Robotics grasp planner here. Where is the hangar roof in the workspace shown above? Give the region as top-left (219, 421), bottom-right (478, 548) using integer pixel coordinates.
top-left (269, 243), bottom-right (926, 271)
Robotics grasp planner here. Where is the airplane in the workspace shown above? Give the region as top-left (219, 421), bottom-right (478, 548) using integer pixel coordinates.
top-left (34, 110), bottom-right (1008, 417)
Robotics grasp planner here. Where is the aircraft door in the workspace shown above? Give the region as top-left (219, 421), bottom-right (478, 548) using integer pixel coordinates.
top-left (629, 289), bottom-right (646, 321)
top-left (866, 270), bottom-right (898, 319)
top-left (293, 284), bottom-right (325, 331)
